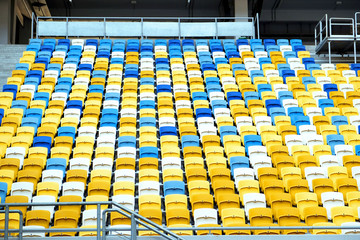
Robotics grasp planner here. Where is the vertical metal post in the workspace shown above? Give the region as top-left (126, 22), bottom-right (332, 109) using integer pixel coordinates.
top-left (215, 18), bottom-right (218, 39)
top-left (97, 204), bottom-right (101, 240)
top-left (354, 40), bottom-right (357, 63)
top-left (131, 214), bottom-right (137, 240)
top-left (4, 206), bottom-right (9, 240)
top-left (66, 17), bottom-right (69, 39)
top-left (104, 17), bottom-right (106, 38)
top-left (31, 12), bottom-right (34, 39)
top-left (141, 18), bottom-right (144, 40)
top-left (256, 13), bottom-right (260, 39)
top-left (178, 18), bottom-right (181, 40)
top-left (328, 41), bottom-right (332, 64)
top-left (325, 14), bottom-right (328, 38)
top-left (36, 16), bottom-right (39, 39)
top-left (19, 212), bottom-right (23, 240)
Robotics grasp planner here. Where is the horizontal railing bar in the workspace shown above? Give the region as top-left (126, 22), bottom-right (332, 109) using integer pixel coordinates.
top-left (37, 16), bottom-right (253, 20)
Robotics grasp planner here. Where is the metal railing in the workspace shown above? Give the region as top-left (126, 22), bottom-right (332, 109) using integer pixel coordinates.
top-left (1, 200), bottom-right (360, 239)
top-left (30, 15), bottom-right (260, 39)
top-left (356, 12), bottom-right (360, 38)
top-left (0, 201), bottom-right (185, 240)
top-left (314, 14), bottom-right (328, 47)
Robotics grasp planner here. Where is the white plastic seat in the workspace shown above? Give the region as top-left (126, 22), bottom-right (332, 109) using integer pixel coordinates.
top-left (64, 109), bottom-right (81, 120)
top-left (138, 181), bottom-right (160, 196)
top-left (197, 117), bottom-right (215, 128)
top-left (6, 147), bottom-right (25, 168)
top-left (155, 45), bottom-right (167, 52)
top-left (335, 145), bottom-right (354, 161)
top-left (353, 99), bottom-right (360, 108)
top-left (342, 70), bottom-right (356, 78)
top-left (173, 84), bottom-right (188, 93)
top-left (62, 181), bottom-right (85, 197)
top-left (51, 92), bottom-right (68, 104)
top-left (339, 84), bottom-right (354, 94)
top-left (78, 126), bottom-right (97, 138)
top-left (74, 77), bottom-right (90, 85)
top-left (282, 99), bottom-right (298, 111)
top-left (20, 85), bottom-right (36, 98)
top-left (212, 51), bottom-right (226, 59)
top-left (236, 116), bottom-right (253, 127)
top-left (140, 62), bottom-right (154, 71)
top-left (96, 136), bottom-right (116, 148)
top-left (41, 170), bottom-right (63, 190)
top-left (244, 59), bottom-right (259, 66)
top-left (305, 167), bottom-right (327, 191)
top-left (317, 77), bottom-right (332, 85)
top-left (84, 45), bottom-right (96, 52)
top-left (196, 46), bottom-right (209, 52)
top-left (238, 45), bottom-right (251, 54)
top-left (312, 91), bottom-right (328, 101)
top-left (321, 192), bottom-right (344, 219)
top-left (170, 63), bottom-right (184, 71)
top-left (112, 195), bottom-right (135, 211)
top-left (140, 92), bottom-right (155, 101)
top-left (299, 125), bottom-right (317, 137)
top-left (52, 51), bottom-right (66, 60)
top-left (287, 58), bottom-right (301, 65)
top-left (99, 127), bottom-right (117, 139)
top-left (62, 63), bottom-right (77, 73)
top-left (214, 108), bottom-right (231, 119)
top-left (175, 100), bottom-right (191, 111)
top-left (157, 77), bottom-right (171, 85)
top-left (264, 70), bottom-right (279, 78)
top-left (161, 157), bottom-right (181, 170)
top-left (108, 225), bottom-right (131, 236)
top-left (254, 116), bottom-right (271, 133)
top-left (120, 108), bottom-right (137, 118)
top-left (304, 134), bottom-right (324, 155)
top-left (341, 222), bottom-right (360, 234)
top-left (254, 51), bottom-right (268, 58)
top-left (108, 70), bottom-right (123, 79)
top-left (22, 226), bottom-right (45, 237)
top-left (352, 166), bottom-right (360, 190)
top-left (32, 195), bottom-right (56, 219)
top-left (69, 158), bottom-right (90, 172)
top-left (290, 62), bottom-right (305, 71)
top-left (159, 117), bottom-right (176, 127)
top-left (187, 70), bottom-right (202, 79)
top-left (106, 85), bottom-right (121, 94)
top-left (321, 63), bottom-right (335, 71)
top-left (44, 70), bottom-right (59, 80)
top-left (350, 115), bottom-right (360, 126)
top-left (248, 146), bottom-right (267, 163)
top-left (80, 58), bottom-right (94, 66)
top-left (280, 45), bottom-right (292, 53)
top-left (199, 125), bottom-right (217, 140)
top-left (245, 63), bottom-right (260, 72)
top-left (11, 182), bottom-right (33, 202)
top-left (209, 92), bottom-right (225, 102)
top-left (221, 77), bottom-right (236, 85)
top-left (193, 208), bottom-right (218, 227)
top-left (111, 52), bottom-right (124, 58)
top-left (114, 169), bottom-right (135, 183)
top-left (306, 107), bottom-right (323, 124)
top-left (285, 135), bottom-right (304, 153)
top-left (82, 209), bottom-right (104, 226)
top-left (273, 84), bottom-right (289, 94)
top-left (319, 155), bottom-right (342, 168)
top-left (103, 100), bottom-right (119, 109)
top-left (93, 158), bottom-right (113, 171)
top-left (234, 168), bottom-right (254, 188)
top-left (243, 193), bottom-right (266, 218)
top-left (116, 147), bottom-right (136, 159)
top-left (72, 39), bottom-right (84, 48)
top-left (252, 157), bottom-right (272, 178)
top-left (184, 58), bottom-right (198, 65)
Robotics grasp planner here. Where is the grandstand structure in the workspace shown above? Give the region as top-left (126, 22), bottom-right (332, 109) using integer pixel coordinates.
top-left (1, 1), bottom-right (360, 239)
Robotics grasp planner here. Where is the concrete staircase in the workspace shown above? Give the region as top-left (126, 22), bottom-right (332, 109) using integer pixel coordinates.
top-left (0, 44), bottom-right (27, 90)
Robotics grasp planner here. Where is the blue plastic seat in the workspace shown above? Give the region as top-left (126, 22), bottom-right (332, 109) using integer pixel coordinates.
top-left (21, 117), bottom-right (40, 134)
top-left (33, 136), bottom-right (52, 154)
top-left (57, 78), bottom-right (72, 87)
top-left (118, 136), bottom-right (136, 148)
top-left (155, 58), bottom-right (169, 65)
top-left (202, 64), bottom-right (216, 71)
top-left (307, 63), bottom-right (321, 71)
top-left (318, 99), bottom-right (334, 113)
top-left (266, 45), bottom-right (280, 52)
top-left (284, 51), bottom-right (297, 59)
top-left (287, 107), bottom-right (304, 118)
top-left (140, 78), bottom-right (154, 85)
top-left (250, 39), bottom-right (262, 46)
top-left (100, 116), bottom-right (117, 128)
top-left (157, 84), bottom-right (171, 93)
top-left (2, 84), bottom-right (18, 99)
top-left (226, 92), bottom-right (242, 101)
top-left (181, 135), bottom-right (200, 148)
top-left (163, 181), bottom-right (185, 196)
top-left (169, 50), bottom-right (182, 58)
top-left (257, 84), bottom-right (272, 96)
top-left (89, 85), bottom-right (104, 94)
top-left (327, 134), bottom-right (345, 154)
top-left (258, 58), bottom-right (272, 67)
top-left (250, 70), bottom-right (264, 80)
top-left (58, 39), bottom-right (71, 48)
top-left (351, 63), bottom-right (360, 74)
top-left (294, 45), bottom-right (306, 53)
top-left (0, 109), bottom-right (4, 125)
top-left (11, 100), bottom-right (28, 112)
top-left (290, 39), bottom-right (303, 46)
top-left (195, 108), bottom-right (212, 119)
top-left (25, 108), bottom-right (43, 123)
top-left (57, 126), bottom-right (76, 142)
top-left (139, 146), bottom-right (158, 159)
top-left (192, 92), bottom-right (208, 101)
top-left (55, 84), bottom-right (71, 94)
top-left (86, 39), bottom-right (98, 47)
top-left (159, 126), bottom-right (177, 137)
top-left (24, 77), bottom-right (40, 86)
top-left (277, 64), bottom-right (291, 72)
top-left (244, 135), bottom-right (262, 154)
top-left (323, 84), bottom-right (338, 97)
top-left (0, 182), bottom-right (7, 203)
top-left (205, 77), bottom-right (220, 86)
top-left (265, 100), bottom-right (281, 112)
top-left (303, 77), bottom-right (317, 88)
top-left (281, 70), bottom-right (296, 78)
top-left (102, 109), bottom-right (118, 118)
top-left (139, 117), bottom-right (156, 127)
top-left (140, 100), bottom-right (156, 109)
top-left (211, 100), bottom-right (228, 110)
top-left (105, 92), bottom-right (120, 101)
top-left (206, 84), bottom-right (222, 93)
top-left (244, 92), bottom-right (259, 106)
top-left (66, 100), bottom-right (83, 113)
top-left (264, 39), bottom-right (276, 48)
top-left (236, 39), bottom-right (249, 46)
top-left (270, 107), bottom-right (286, 123)
top-left (278, 91), bottom-right (293, 103)
top-left (155, 39), bottom-right (167, 46)
top-left (229, 156), bottom-right (250, 176)
top-left (46, 158), bottom-right (67, 177)
top-left (111, 58), bottom-right (124, 65)
top-left (292, 115), bottom-right (311, 133)
top-left (251, 44), bottom-right (265, 52)
top-left (78, 64), bottom-right (92, 72)
top-left (355, 145), bottom-right (360, 156)
top-left (277, 39), bottom-right (289, 45)
top-left (331, 116), bottom-right (348, 131)
top-left (219, 126), bottom-right (237, 143)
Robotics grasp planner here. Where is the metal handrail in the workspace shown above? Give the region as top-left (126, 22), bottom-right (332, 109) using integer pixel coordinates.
top-left (356, 12), bottom-right (360, 37)
top-left (314, 14), bottom-right (328, 48)
top-left (329, 17), bottom-right (355, 37)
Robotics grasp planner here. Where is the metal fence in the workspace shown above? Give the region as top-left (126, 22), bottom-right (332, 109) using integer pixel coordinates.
top-left (31, 13), bottom-right (260, 40)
